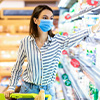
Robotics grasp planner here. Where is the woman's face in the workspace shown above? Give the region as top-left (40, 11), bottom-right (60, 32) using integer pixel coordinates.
top-left (34, 9), bottom-right (54, 25)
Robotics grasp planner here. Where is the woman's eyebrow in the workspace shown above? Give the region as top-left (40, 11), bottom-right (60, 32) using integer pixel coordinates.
top-left (51, 15), bottom-right (54, 17)
top-left (43, 15), bottom-right (48, 17)
top-left (42, 15), bottom-right (54, 17)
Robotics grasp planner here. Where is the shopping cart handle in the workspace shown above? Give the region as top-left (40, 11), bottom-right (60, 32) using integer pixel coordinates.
top-left (10, 93), bottom-right (52, 100)
top-left (10, 93), bottom-right (37, 99)
top-left (0, 93), bottom-right (6, 100)
top-left (0, 93), bottom-right (51, 100)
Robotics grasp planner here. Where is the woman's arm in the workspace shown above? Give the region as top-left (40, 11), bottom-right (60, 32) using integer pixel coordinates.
top-left (56, 21), bottom-right (100, 49)
top-left (66, 21), bottom-right (100, 48)
top-left (65, 27), bottom-right (92, 48)
top-left (8, 40), bottom-right (26, 90)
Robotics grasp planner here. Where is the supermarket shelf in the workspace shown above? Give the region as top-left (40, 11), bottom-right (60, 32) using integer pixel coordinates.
top-left (0, 66), bottom-right (26, 81)
top-left (0, 46), bottom-right (19, 50)
top-left (0, 19), bottom-right (30, 25)
top-left (60, 59), bottom-right (90, 100)
top-left (0, 71), bottom-right (11, 76)
top-left (0, 7), bottom-right (59, 19)
top-left (57, 69), bottom-right (73, 100)
top-left (24, 0), bottom-right (59, 1)
top-left (66, 4), bottom-right (100, 21)
top-left (94, 36), bottom-right (100, 41)
top-left (67, 54), bottom-right (100, 91)
top-left (0, 58), bottom-right (27, 62)
top-left (58, 0), bottom-right (77, 8)
top-left (0, 32), bottom-right (29, 35)
top-left (75, 57), bottom-right (100, 91)
top-left (94, 32), bottom-right (100, 41)
top-left (0, 16), bottom-right (59, 20)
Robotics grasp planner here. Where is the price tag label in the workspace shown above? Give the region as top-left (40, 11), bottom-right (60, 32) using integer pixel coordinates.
top-left (87, 0), bottom-right (98, 6)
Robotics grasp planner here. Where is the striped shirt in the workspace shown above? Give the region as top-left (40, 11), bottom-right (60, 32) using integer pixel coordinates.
top-left (9, 27), bottom-right (92, 90)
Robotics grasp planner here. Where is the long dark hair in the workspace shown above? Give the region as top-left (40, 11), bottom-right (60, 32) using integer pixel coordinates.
top-left (29, 5), bottom-right (55, 38)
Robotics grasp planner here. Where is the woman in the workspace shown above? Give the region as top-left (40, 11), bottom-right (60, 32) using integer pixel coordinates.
top-left (4, 5), bottom-right (100, 100)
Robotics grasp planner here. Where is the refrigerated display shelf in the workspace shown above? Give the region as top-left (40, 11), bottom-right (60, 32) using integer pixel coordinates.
top-left (94, 36), bottom-right (100, 42)
top-left (65, 4), bottom-right (100, 21)
top-left (60, 59), bottom-right (90, 100)
top-left (57, 69), bottom-right (74, 100)
top-left (75, 57), bottom-right (100, 91)
top-left (66, 54), bottom-right (100, 91)
top-left (78, 58), bottom-right (100, 78)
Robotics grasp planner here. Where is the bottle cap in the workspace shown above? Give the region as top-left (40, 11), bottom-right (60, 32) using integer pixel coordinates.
top-left (70, 59), bottom-right (80, 68)
top-left (62, 50), bottom-right (68, 55)
top-left (65, 80), bottom-right (71, 86)
top-left (62, 73), bottom-right (68, 80)
top-left (58, 63), bottom-right (63, 68)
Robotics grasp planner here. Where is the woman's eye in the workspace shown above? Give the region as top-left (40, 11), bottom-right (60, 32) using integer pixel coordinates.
top-left (42, 16), bottom-right (53, 20)
top-left (43, 17), bottom-right (47, 19)
top-left (50, 18), bottom-right (54, 20)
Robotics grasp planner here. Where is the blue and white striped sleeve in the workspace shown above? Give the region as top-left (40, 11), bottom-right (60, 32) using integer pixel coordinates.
top-left (8, 39), bottom-right (26, 90)
top-left (55, 27), bottom-right (92, 49)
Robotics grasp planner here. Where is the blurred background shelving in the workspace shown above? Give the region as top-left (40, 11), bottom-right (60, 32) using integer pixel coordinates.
top-left (0, 0), bottom-right (60, 97)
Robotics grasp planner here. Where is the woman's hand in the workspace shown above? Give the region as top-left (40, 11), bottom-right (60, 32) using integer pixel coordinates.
top-left (4, 90), bottom-right (14, 99)
top-left (92, 20), bottom-right (100, 33)
top-left (35, 90), bottom-right (45, 100)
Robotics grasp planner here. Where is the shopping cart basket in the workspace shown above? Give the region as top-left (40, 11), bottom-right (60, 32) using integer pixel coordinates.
top-left (0, 93), bottom-right (52, 100)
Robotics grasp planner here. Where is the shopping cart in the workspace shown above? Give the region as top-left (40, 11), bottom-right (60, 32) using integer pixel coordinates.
top-left (0, 93), bottom-right (52, 100)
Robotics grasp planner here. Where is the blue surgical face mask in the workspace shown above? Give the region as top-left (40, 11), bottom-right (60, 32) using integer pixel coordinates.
top-left (39, 19), bottom-right (54, 32)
